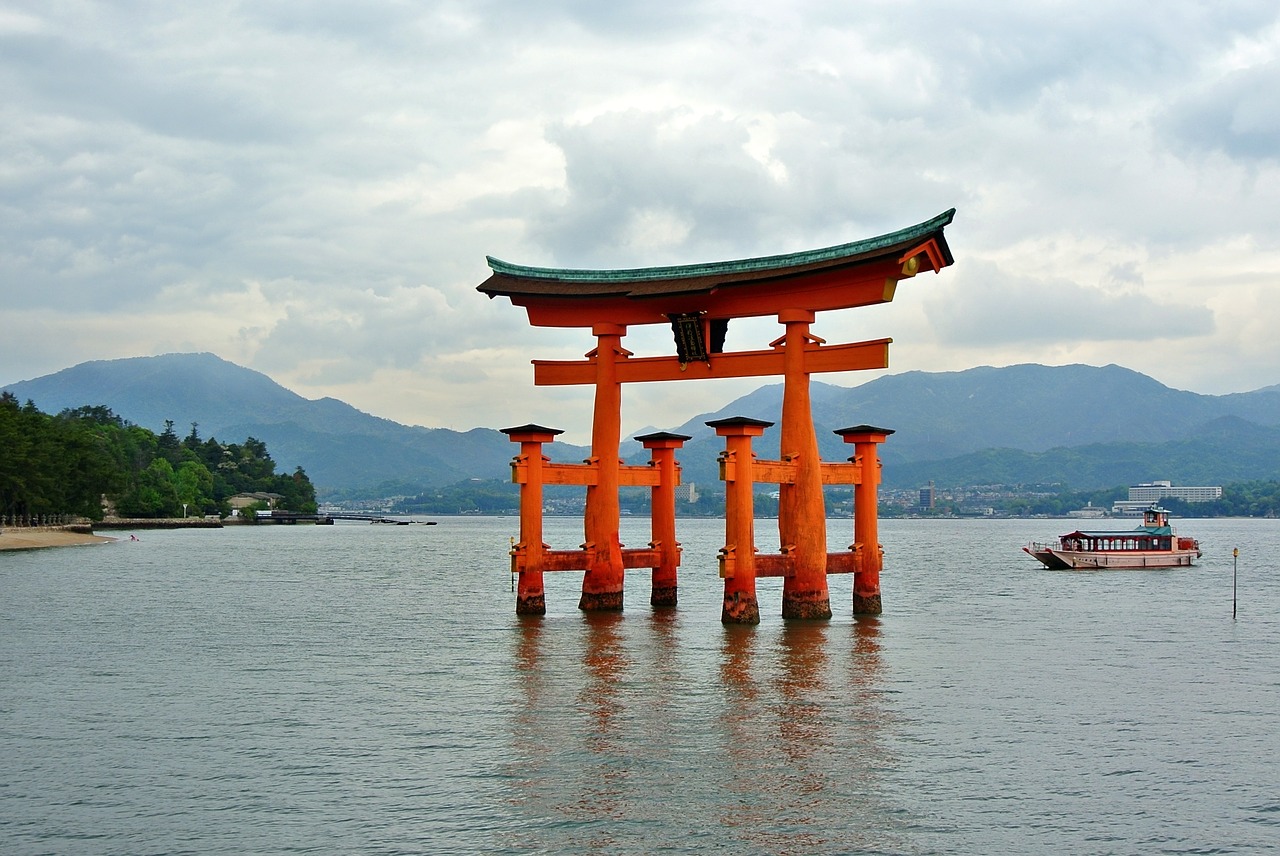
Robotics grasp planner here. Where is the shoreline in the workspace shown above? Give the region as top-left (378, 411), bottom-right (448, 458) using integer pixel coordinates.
top-left (0, 525), bottom-right (116, 551)
top-left (0, 517), bottom-right (229, 552)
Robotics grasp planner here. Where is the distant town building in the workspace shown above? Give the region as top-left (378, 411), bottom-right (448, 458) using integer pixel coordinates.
top-left (1112, 480), bottom-right (1222, 516)
top-left (918, 482), bottom-right (935, 510)
top-left (676, 482), bottom-right (699, 504)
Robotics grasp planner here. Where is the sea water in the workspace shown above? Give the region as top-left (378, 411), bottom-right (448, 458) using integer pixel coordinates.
top-left (2, 517), bottom-right (1278, 854)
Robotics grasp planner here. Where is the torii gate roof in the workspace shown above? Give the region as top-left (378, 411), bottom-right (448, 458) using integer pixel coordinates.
top-left (478, 209), bottom-right (955, 327)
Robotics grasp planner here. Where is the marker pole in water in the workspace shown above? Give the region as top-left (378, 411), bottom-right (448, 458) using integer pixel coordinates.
top-left (1232, 547), bottom-right (1238, 620)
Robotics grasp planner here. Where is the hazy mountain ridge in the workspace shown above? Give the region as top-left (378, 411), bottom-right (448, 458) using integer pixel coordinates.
top-left (2, 353), bottom-right (589, 492)
top-left (887, 415), bottom-right (1280, 490)
top-left (645, 363), bottom-right (1280, 489)
top-left (6, 353), bottom-right (1279, 494)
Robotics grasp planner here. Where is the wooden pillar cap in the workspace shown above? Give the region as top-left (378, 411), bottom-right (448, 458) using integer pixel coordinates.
top-left (707, 416), bottom-right (774, 437)
top-left (834, 424), bottom-right (894, 443)
top-left (501, 424), bottom-right (564, 443)
top-left (634, 430), bottom-right (692, 449)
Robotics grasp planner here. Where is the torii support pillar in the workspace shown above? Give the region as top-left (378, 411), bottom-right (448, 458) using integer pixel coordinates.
top-left (836, 425), bottom-right (895, 615)
top-left (501, 423), bottom-right (564, 616)
top-left (710, 417), bottom-right (772, 625)
top-left (635, 431), bottom-right (690, 607)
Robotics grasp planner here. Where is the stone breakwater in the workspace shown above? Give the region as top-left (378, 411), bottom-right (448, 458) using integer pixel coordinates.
top-left (95, 518), bottom-right (224, 530)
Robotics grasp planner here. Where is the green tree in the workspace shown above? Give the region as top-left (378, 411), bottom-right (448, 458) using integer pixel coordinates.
top-left (0, 393), bottom-right (38, 519)
top-left (157, 419), bottom-right (183, 465)
top-left (173, 460), bottom-right (216, 516)
top-left (54, 408), bottom-right (128, 518)
top-left (116, 458), bottom-right (181, 518)
top-left (275, 466), bottom-right (317, 513)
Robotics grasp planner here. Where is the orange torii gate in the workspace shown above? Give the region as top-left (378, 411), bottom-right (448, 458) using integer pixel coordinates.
top-left (479, 209), bottom-right (955, 622)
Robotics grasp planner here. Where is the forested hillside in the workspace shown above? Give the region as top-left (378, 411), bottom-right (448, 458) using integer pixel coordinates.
top-left (0, 393), bottom-right (316, 522)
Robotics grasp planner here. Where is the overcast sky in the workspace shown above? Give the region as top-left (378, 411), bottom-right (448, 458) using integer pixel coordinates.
top-left (3, 1), bottom-right (1278, 442)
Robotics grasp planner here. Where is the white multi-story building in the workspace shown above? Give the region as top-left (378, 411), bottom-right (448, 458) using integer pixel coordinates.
top-left (1112, 480), bottom-right (1222, 515)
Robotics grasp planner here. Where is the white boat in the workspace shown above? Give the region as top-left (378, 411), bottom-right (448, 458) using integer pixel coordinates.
top-left (1023, 507), bottom-right (1201, 569)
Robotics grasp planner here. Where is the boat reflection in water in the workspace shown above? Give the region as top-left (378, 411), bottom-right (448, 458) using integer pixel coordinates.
top-left (1023, 506), bottom-right (1201, 569)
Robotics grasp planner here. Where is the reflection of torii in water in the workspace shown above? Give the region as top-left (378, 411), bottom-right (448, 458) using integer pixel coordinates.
top-left (480, 209), bottom-right (956, 622)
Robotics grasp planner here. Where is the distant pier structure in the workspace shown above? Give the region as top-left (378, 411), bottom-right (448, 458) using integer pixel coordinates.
top-left (478, 209), bottom-right (956, 622)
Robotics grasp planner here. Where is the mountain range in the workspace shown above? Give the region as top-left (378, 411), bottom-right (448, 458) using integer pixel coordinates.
top-left (5, 353), bottom-right (1280, 495)
top-left (1, 353), bottom-right (589, 493)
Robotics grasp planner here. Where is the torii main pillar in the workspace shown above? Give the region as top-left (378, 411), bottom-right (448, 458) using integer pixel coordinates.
top-left (580, 322), bottom-right (626, 611)
top-left (777, 308), bottom-right (830, 619)
top-left (478, 209), bottom-right (956, 616)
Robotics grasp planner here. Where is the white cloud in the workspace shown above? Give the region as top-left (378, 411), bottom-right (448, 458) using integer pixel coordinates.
top-left (2, 0), bottom-right (1279, 435)
top-left (925, 259), bottom-right (1213, 346)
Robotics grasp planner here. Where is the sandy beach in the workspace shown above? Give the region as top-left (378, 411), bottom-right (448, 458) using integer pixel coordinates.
top-left (0, 527), bottom-right (116, 551)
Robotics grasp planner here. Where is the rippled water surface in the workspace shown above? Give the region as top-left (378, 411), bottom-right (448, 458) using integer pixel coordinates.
top-left (3, 517), bottom-right (1278, 854)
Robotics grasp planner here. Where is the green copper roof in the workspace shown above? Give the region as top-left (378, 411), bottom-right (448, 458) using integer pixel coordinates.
top-left (486, 208), bottom-right (955, 283)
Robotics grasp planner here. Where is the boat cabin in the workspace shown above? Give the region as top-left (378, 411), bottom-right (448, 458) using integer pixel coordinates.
top-left (1061, 506), bottom-right (1175, 553)
top-left (1060, 531), bottom-right (1174, 553)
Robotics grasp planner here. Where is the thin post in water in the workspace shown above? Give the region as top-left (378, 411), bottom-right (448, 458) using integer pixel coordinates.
top-left (1233, 547), bottom-right (1238, 620)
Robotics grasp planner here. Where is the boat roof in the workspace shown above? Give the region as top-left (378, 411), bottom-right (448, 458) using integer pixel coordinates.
top-left (1065, 524), bottom-right (1174, 538)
